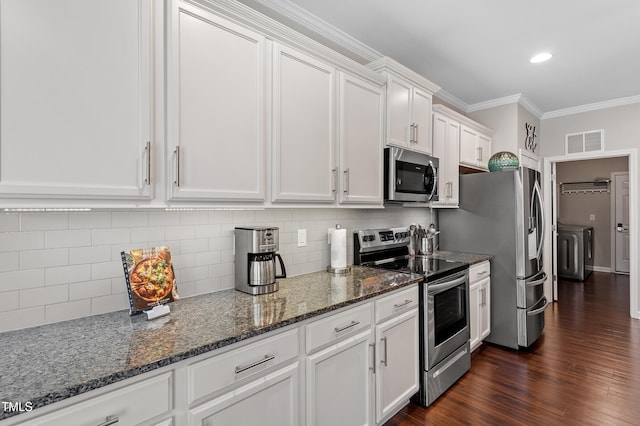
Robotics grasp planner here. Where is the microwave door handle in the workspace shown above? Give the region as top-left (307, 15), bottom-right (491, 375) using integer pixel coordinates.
top-left (426, 163), bottom-right (437, 200)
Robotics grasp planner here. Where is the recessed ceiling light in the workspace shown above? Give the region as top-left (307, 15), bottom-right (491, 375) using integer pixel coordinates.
top-left (530, 52), bottom-right (552, 63)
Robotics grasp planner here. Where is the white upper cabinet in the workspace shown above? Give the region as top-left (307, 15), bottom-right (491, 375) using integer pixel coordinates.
top-left (459, 124), bottom-right (493, 171)
top-left (167, 1), bottom-right (266, 202)
top-left (0, 0), bottom-right (154, 201)
top-left (431, 107), bottom-right (461, 208)
top-left (368, 57), bottom-right (440, 156)
top-left (272, 44), bottom-right (335, 203)
top-left (338, 72), bottom-right (384, 205)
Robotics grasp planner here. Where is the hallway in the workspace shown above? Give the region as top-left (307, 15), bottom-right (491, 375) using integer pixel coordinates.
top-left (386, 272), bottom-right (640, 425)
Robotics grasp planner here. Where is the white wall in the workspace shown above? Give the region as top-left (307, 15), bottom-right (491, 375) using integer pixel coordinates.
top-left (0, 207), bottom-right (431, 332)
top-left (468, 103), bottom-right (517, 154)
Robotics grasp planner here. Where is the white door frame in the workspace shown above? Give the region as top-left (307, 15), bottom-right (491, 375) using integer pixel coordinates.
top-left (543, 149), bottom-right (638, 319)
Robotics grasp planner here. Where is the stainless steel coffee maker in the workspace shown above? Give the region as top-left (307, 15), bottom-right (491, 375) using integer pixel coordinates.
top-left (234, 227), bottom-right (286, 295)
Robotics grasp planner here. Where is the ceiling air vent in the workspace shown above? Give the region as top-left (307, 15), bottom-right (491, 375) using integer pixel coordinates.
top-left (565, 130), bottom-right (604, 154)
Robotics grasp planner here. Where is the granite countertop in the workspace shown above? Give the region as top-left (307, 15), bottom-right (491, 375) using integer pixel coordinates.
top-left (0, 266), bottom-right (422, 421)
top-left (431, 250), bottom-right (492, 265)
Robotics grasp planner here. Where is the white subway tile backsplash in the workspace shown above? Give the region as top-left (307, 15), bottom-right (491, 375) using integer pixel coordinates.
top-left (92, 228), bottom-right (131, 245)
top-left (19, 248), bottom-right (68, 270)
top-left (90, 293), bottom-right (129, 315)
top-left (112, 211), bottom-right (149, 228)
top-left (194, 224), bottom-right (221, 238)
top-left (0, 291), bottom-right (19, 312)
top-left (0, 207), bottom-right (429, 331)
top-left (208, 210), bottom-right (233, 224)
top-left (176, 265), bottom-right (209, 283)
top-left (210, 262), bottom-right (233, 277)
top-left (180, 211), bottom-right (209, 225)
top-left (19, 285), bottom-right (69, 309)
top-left (21, 213), bottom-right (69, 231)
top-left (46, 264), bottom-right (92, 286)
top-left (0, 231), bottom-right (45, 252)
top-left (69, 212), bottom-right (111, 229)
top-left (0, 269), bottom-right (45, 292)
top-left (149, 211), bottom-right (181, 226)
top-left (209, 236), bottom-right (233, 251)
top-left (182, 239), bottom-right (209, 254)
top-left (194, 251), bottom-right (221, 267)
top-left (195, 277), bottom-right (220, 295)
top-left (0, 214), bottom-right (20, 232)
top-left (92, 261), bottom-right (125, 280)
top-left (46, 230), bottom-right (92, 248)
top-left (69, 279), bottom-right (111, 300)
top-left (0, 252), bottom-right (19, 272)
top-left (130, 227), bottom-right (165, 244)
top-left (45, 299), bottom-right (91, 324)
top-left (165, 225), bottom-right (196, 241)
top-left (0, 306), bottom-right (45, 332)
top-left (69, 245), bottom-right (112, 265)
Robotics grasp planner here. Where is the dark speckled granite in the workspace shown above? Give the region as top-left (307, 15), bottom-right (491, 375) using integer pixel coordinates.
top-left (0, 266), bottom-right (421, 421)
top-left (431, 250), bottom-right (492, 265)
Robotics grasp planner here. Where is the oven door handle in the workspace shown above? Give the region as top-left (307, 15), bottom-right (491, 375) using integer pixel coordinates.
top-left (428, 274), bottom-right (467, 294)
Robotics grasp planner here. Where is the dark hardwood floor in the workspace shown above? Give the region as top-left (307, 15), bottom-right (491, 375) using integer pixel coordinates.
top-left (386, 272), bottom-right (640, 425)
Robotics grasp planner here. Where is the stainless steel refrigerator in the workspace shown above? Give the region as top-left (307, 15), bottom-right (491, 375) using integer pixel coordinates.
top-left (439, 167), bottom-right (548, 349)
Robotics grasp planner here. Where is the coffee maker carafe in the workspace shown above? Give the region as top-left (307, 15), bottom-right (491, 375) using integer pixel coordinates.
top-left (234, 227), bottom-right (286, 295)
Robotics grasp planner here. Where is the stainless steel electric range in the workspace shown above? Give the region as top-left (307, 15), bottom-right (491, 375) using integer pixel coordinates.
top-left (354, 227), bottom-right (471, 407)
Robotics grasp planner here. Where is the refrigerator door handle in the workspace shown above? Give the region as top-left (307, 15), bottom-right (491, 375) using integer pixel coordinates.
top-left (525, 271), bottom-right (548, 287)
top-left (527, 297), bottom-right (549, 316)
top-left (532, 179), bottom-right (545, 261)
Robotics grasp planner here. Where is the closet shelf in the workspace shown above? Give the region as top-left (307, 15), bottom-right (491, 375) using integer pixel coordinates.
top-left (560, 180), bottom-right (610, 194)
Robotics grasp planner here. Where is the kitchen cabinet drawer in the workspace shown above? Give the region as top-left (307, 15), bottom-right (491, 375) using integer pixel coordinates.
top-left (469, 261), bottom-right (490, 283)
top-left (306, 303), bottom-right (372, 353)
top-left (187, 328), bottom-right (299, 403)
top-left (375, 284), bottom-right (419, 323)
top-left (19, 372), bottom-right (172, 426)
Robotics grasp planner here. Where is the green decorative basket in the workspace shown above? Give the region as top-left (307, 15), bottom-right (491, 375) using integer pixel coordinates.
top-left (488, 151), bottom-right (519, 172)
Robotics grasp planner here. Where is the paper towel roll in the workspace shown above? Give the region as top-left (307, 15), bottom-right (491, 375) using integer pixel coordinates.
top-left (330, 227), bottom-right (347, 269)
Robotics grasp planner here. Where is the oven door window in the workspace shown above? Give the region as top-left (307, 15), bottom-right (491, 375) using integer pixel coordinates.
top-left (434, 284), bottom-right (467, 346)
top-left (396, 161), bottom-right (429, 194)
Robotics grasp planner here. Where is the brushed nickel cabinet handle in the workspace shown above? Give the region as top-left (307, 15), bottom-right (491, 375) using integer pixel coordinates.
top-left (381, 337), bottom-right (388, 367)
top-left (144, 141), bottom-right (151, 185)
top-left (332, 168), bottom-right (337, 192)
top-left (334, 320), bottom-right (360, 333)
top-left (235, 354), bottom-right (276, 375)
top-left (97, 416), bottom-right (119, 426)
top-left (344, 168), bottom-right (350, 194)
top-left (415, 124), bottom-right (419, 144)
top-left (369, 343), bottom-right (376, 373)
top-left (174, 146), bottom-right (181, 187)
top-left (393, 299), bottom-right (412, 309)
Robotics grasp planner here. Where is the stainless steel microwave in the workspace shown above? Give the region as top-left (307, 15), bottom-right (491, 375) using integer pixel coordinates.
top-left (384, 147), bottom-right (439, 203)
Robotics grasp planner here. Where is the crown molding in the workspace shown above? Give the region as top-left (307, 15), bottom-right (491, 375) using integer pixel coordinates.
top-left (246, 0), bottom-right (382, 62)
top-left (466, 94), bottom-right (543, 119)
top-left (367, 57), bottom-right (441, 94)
top-left (432, 89), bottom-right (469, 113)
top-left (541, 95), bottom-right (640, 120)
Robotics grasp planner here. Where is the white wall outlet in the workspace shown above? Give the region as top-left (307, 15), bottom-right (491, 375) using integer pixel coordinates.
top-left (589, 214), bottom-right (596, 221)
top-left (297, 229), bottom-right (307, 247)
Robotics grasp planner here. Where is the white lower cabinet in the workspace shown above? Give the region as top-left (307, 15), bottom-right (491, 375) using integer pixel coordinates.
top-left (188, 362), bottom-right (299, 426)
top-left (374, 292), bottom-right (420, 425)
top-left (16, 373), bottom-right (173, 426)
top-left (305, 329), bottom-right (374, 426)
top-left (469, 261), bottom-right (491, 351)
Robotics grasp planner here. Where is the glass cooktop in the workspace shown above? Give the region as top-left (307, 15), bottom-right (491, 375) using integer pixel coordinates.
top-left (371, 255), bottom-right (468, 282)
